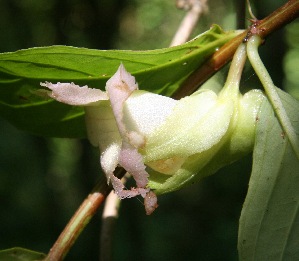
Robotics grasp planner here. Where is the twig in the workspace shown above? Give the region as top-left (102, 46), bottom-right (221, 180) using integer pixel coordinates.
top-left (44, 168), bottom-right (126, 261)
top-left (172, 0), bottom-right (299, 99)
top-left (170, 0), bottom-right (208, 46)
top-left (100, 191), bottom-right (121, 261)
top-left (246, 0), bottom-right (257, 21)
top-left (99, 176), bottom-right (125, 261)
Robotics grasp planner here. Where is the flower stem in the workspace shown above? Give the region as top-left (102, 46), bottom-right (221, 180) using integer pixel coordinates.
top-left (100, 189), bottom-right (121, 261)
top-left (218, 43), bottom-right (246, 100)
top-left (224, 43), bottom-right (246, 89)
top-left (44, 168), bottom-right (125, 261)
top-left (173, 0), bottom-right (299, 99)
top-left (170, 0), bottom-right (208, 46)
top-left (246, 35), bottom-right (299, 160)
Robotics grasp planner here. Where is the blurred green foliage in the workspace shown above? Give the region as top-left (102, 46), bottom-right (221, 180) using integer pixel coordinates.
top-left (284, 20), bottom-right (299, 100)
top-left (0, 0), bottom-right (295, 260)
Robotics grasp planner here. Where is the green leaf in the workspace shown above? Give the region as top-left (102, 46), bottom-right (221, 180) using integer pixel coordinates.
top-left (0, 25), bottom-right (240, 138)
top-left (0, 247), bottom-right (46, 261)
top-left (238, 89), bottom-right (299, 260)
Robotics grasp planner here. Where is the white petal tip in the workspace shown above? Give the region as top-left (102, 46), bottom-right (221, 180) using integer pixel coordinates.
top-left (40, 82), bottom-right (108, 105)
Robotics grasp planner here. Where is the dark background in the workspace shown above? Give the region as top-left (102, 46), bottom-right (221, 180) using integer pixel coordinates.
top-left (0, 0), bottom-right (297, 260)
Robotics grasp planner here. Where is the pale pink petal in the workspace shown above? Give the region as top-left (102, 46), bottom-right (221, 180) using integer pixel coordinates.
top-left (118, 144), bottom-right (149, 188)
top-left (104, 64), bottom-right (155, 210)
top-left (106, 63), bottom-right (138, 95)
top-left (110, 175), bottom-right (139, 199)
top-left (111, 175), bottom-right (149, 199)
top-left (105, 64), bottom-right (138, 139)
top-left (100, 143), bottom-right (150, 199)
top-left (40, 82), bottom-right (108, 105)
top-left (144, 191), bottom-right (158, 215)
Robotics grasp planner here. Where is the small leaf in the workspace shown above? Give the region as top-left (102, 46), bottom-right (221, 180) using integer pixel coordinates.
top-left (238, 89), bottom-right (299, 261)
top-left (0, 247), bottom-right (46, 261)
top-left (0, 25), bottom-right (239, 138)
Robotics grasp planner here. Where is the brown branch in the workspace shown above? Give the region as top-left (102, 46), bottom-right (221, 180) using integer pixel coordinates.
top-left (44, 168), bottom-right (126, 261)
top-left (172, 0), bottom-right (299, 99)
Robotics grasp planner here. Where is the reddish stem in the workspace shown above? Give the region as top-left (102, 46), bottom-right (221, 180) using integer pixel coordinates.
top-left (44, 169), bottom-right (125, 261)
top-left (172, 0), bottom-right (299, 99)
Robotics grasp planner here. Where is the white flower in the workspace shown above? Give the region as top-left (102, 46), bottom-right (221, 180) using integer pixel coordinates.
top-left (41, 64), bottom-right (173, 214)
top-left (41, 53), bottom-right (265, 214)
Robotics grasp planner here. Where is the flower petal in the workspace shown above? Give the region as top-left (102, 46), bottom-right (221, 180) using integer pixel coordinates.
top-left (105, 64), bottom-right (139, 139)
top-left (103, 64), bottom-right (157, 208)
top-left (119, 143), bottom-right (149, 189)
top-left (40, 82), bottom-right (108, 105)
top-left (144, 191), bottom-right (158, 215)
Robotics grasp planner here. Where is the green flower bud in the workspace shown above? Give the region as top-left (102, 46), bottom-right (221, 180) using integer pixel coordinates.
top-left (126, 44), bottom-right (264, 195)
top-left (146, 88), bottom-right (264, 194)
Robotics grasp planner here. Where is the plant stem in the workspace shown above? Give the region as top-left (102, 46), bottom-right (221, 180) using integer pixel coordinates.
top-left (170, 0), bottom-right (208, 46)
top-left (246, 35), bottom-right (299, 160)
top-left (223, 43), bottom-right (246, 90)
top-left (100, 190), bottom-right (121, 261)
top-left (172, 0), bottom-right (299, 99)
top-left (44, 168), bottom-right (125, 261)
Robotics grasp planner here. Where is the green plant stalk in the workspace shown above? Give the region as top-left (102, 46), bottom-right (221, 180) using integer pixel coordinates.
top-left (44, 169), bottom-right (124, 261)
top-left (223, 43), bottom-right (246, 89)
top-left (173, 0), bottom-right (299, 99)
top-left (44, 1), bottom-right (299, 260)
top-left (246, 35), bottom-right (299, 160)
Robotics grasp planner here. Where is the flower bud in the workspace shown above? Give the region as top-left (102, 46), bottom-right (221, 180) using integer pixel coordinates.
top-left (146, 87), bottom-right (264, 194)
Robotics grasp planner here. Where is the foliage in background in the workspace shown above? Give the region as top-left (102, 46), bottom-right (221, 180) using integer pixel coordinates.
top-left (0, 0), bottom-right (296, 260)
top-left (284, 20), bottom-right (299, 100)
